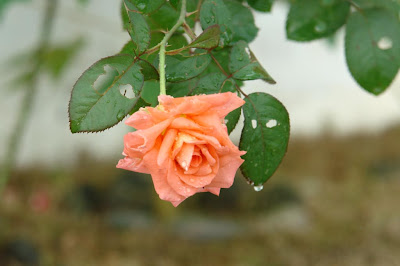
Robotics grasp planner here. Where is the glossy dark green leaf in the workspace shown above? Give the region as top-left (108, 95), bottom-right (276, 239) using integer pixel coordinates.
top-left (224, 0), bottom-right (258, 43)
top-left (167, 78), bottom-right (199, 97)
top-left (200, 0), bottom-right (233, 47)
top-left (165, 54), bottom-right (212, 82)
top-left (138, 59), bottom-right (159, 80)
top-left (220, 79), bottom-right (241, 134)
top-left (121, 1), bottom-right (130, 30)
top-left (124, 0), bottom-right (151, 54)
top-left (141, 80), bottom-right (160, 106)
top-left (240, 92), bottom-right (290, 186)
top-left (69, 55), bottom-right (144, 133)
top-left (188, 25), bottom-right (220, 50)
top-left (126, 0), bottom-right (165, 14)
top-left (352, 0), bottom-right (400, 17)
top-left (229, 41), bottom-right (275, 83)
top-left (146, 2), bottom-right (180, 31)
top-left (225, 104), bottom-right (241, 134)
top-left (247, 0), bottom-right (273, 12)
top-left (191, 72), bottom-right (226, 94)
top-left (345, 8), bottom-right (400, 95)
top-left (286, 0), bottom-right (350, 41)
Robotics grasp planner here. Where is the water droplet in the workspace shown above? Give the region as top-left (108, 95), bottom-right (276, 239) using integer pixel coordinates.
top-left (253, 184), bottom-right (263, 192)
top-left (190, 178), bottom-right (195, 182)
top-left (251, 119), bottom-right (257, 129)
top-left (378, 36), bottom-right (393, 50)
top-left (224, 119), bottom-right (229, 124)
top-left (117, 110), bottom-right (125, 120)
top-left (314, 22), bottom-right (327, 33)
top-left (266, 119), bottom-right (278, 128)
top-left (137, 3), bottom-right (146, 10)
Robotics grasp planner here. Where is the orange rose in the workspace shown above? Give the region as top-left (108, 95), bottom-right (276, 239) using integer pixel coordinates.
top-left (117, 92), bottom-right (246, 206)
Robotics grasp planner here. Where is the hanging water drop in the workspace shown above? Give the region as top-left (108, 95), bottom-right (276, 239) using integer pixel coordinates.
top-left (253, 184), bottom-right (264, 192)
top-left (253, 184), bottom-right (263, 192)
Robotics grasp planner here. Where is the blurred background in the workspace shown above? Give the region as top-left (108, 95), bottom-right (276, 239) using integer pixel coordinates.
top-left (1, 0), bottom-right (400, 265)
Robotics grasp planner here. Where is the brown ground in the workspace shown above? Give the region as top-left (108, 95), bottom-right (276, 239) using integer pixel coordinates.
top-left (1, 126), bottom-right (400, 266)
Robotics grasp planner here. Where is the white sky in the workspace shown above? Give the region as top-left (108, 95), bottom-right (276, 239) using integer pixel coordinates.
top-left (0, 0), bottom-right (399, 167)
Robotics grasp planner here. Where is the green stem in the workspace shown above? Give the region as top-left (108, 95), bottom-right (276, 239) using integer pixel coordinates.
top-left (0, 0), bottom-right (58, 193)
top-left (159, 0), bottom-right (187, 95)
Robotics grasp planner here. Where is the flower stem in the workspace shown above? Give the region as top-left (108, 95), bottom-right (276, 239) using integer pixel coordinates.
top-left (159, 0), bottom-right (187, 95)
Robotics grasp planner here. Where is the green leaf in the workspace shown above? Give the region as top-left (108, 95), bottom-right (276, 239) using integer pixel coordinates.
top-left (240, 92), bottom-right (290, 186)
top-left (141, 80), bottom-right (160, 106)
top-left (191, 72), bottom-right (227, 95)
top-left (200, 0), bottom-right (233, 47)
top-left (124, 0), bottom-right (151, 54)
top-left (69, 55), bottom-right (144, 133)
top-left (224, 0), bottom-right (258, 43)
top-left (138, 59), bottom-right (159, 80)
top-left (165, 53), bottom-right (212, 82)
top-left (167, 78), bottom-right (199, 97)
top-left (229, 41), bottom-right (276, 83)
top-left (126, 0), bottom-right (165, 14)
top-left (247, 0), bottom-right (273, 12)
top-left (225, 104), bottom-right (241, 134)
top-left (286, 0), bottom-right (350, 41)
top-left (188, 25), bottom-right (221, 50)
top-left (220, 78), bottom-right (241, 134)
top-left (352, 0), bottom-right (400, 17)
top-left (121, 1), bottom-right (130, 30)
top-left (345, 8), bottom-right (400, 95)
top-left (146, 2), bottom-right (180, 31)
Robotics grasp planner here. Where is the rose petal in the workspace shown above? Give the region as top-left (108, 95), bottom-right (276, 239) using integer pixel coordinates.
top-left (124, 118), bottom-right (172, 158)
top-left (158, 95), bottom-right (212, 116)
top-left (157, 129), bottom-right (178, 167)
top-left (125, 109), bottom-right (154, 129)
top-left (116, 157), bottom-right (149, 174)
top-left (207, 153), bottom-right (244, 188)
top-left (170, 117), bottom-right (208, 131)
top-left (167, 161), bottom-right (197, 197)
top-left (159, 92), bottom-right (244, 118)
top-left (171, 132), bottom-right (207, 159)
top-left (143, 148), bottom-right (185, 203)
top-left (176, 143), bottom-right (195, 171)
